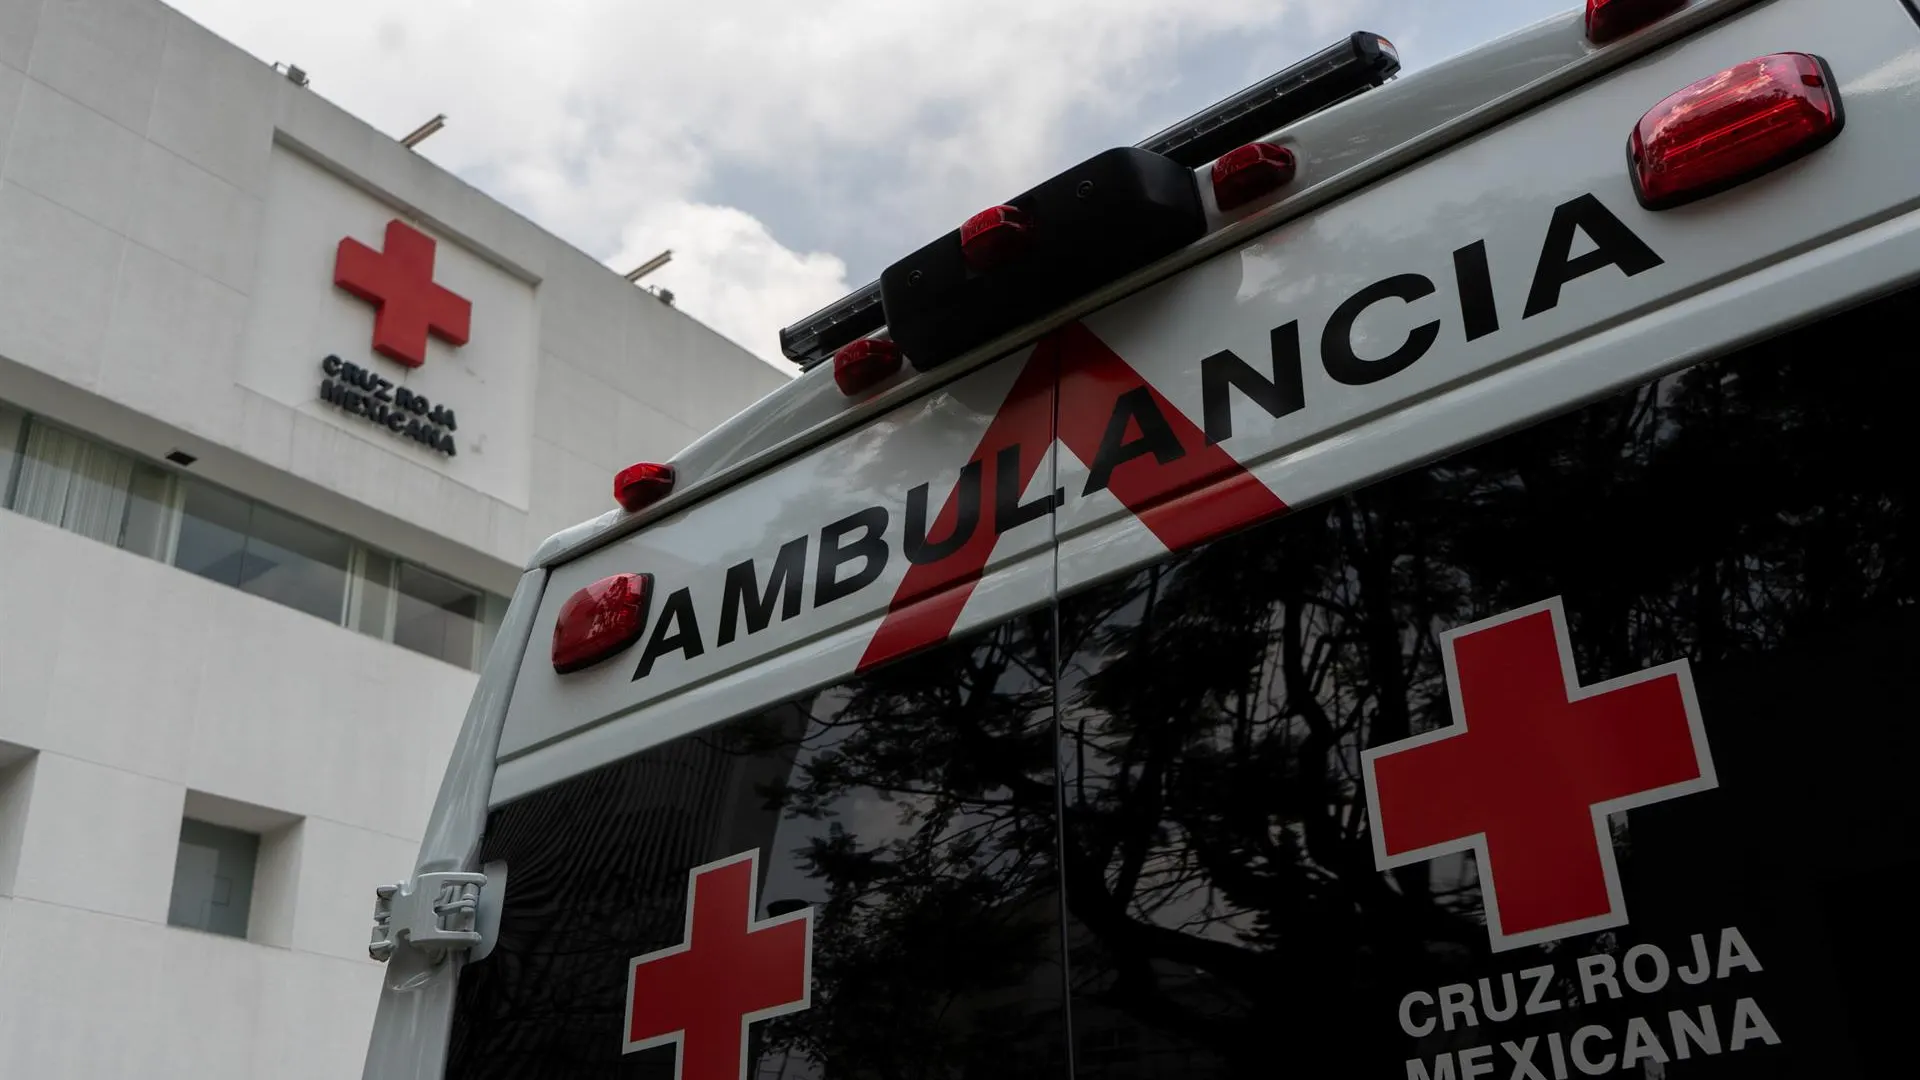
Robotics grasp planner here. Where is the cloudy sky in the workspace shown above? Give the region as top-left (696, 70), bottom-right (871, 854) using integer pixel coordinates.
top-left (171, 0), bottom-right (1576, 369)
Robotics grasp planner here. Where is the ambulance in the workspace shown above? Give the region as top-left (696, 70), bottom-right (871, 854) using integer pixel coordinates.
top-left (360, 0), bottom-right (1920, 1075)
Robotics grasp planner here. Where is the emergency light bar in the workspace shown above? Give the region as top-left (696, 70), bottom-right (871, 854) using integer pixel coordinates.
top-left (777, 30), bottom-right (1401, 372)
top-left (779, 281), bottom-right (886, 376)
top-left (1137, 32), bottom-right (1400, 169)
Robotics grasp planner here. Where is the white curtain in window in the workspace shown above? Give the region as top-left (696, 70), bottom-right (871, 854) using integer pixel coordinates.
top-left (11, 420), bottom-right (135, 545)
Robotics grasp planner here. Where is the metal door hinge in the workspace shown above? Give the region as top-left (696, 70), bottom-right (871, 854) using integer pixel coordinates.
top-left (369, 870), bottom-right (487, 962)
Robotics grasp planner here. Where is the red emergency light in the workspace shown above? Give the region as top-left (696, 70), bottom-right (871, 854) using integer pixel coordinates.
top-left (960, 204), bottom-right (1033, 272)
top-left (1586, 0), bottom-right (1686, 44)
top-left (1211, 142), bottom-right (1298, 212)
top-left (552, 572), bottom-right (652, 673)
top-left (1630, 52), bottom-right (1843, 211)
top-left (615, 461), bottom-right (676, 512)
top-left (833, 338), bottom-right (904, 395)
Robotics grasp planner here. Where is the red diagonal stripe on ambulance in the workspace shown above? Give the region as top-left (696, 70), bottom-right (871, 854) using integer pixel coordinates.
top-left (860, 321), bottom-right (1289, 671)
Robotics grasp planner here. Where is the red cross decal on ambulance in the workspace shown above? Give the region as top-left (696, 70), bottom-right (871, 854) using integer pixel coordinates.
top-left (624, 850), bottom-right (814, 1079)
top-left (1361, 598), bottom-right (1718, 952)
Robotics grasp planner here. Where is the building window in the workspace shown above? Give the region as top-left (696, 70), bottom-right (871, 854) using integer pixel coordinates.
top-left (395, 562), bottom-right (484, 667)
top-left (240, 503), bottom-right (357, 623)
top-left (0, 403), bottom-right (22, 505)
top-left (5, 418), bottom-right (176, 554)
top-left (0, 743), bottom-right (36, 898)
top-left (167, 818), bottom-right (260, 939)
top-left (171, 479), bottom-right (253, 587)
top-left (0, 408), bottom-right (506, 670)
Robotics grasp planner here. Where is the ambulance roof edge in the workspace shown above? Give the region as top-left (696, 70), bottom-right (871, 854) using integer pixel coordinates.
top-left (527, 0), bottom-right (1761, 572)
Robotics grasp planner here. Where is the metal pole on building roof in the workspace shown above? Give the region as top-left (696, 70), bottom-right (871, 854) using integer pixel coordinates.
top-left (400, 114), bottom-right (447, 149)
top-left (625, 250), bottom-right (673, 282)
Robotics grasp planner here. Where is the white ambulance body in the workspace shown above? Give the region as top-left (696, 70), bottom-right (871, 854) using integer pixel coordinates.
top-left (363, 1), bottom-right (1920, 1076)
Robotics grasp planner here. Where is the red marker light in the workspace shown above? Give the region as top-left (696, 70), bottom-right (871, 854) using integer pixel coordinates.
top-left (833, 338), bottom-right (904, 396)
top-left (1630, 52), bottom-right (1843, 211)
top-left (1210, 142), bottom-right (1298, 213)
top-left (959, 204), bottom-right (1032, 272)
top-left (552, 573), bottom-right (652, 673)
top-left (1586, 0), bottom-right (1686, 45)
top-left (615, 462), bottom-right (675, 512)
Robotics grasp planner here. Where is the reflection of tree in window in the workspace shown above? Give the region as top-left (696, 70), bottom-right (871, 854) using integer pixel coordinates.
top-left (448, 617), bottom-right (1071, 1079)
top-left (750, 616), bottom-right (1068, 1080)
top-left (757, 287), bottom-right (1920, 1076)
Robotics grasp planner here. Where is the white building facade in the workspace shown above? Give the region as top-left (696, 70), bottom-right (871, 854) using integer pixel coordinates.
top-left (0, 2), bottom-right (789, 1076)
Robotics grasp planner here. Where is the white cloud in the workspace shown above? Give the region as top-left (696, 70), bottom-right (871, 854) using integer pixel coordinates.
top-left (612, 201), bottom-right (850, 363)
top-left (170, 0), bottom-right (1357, 366)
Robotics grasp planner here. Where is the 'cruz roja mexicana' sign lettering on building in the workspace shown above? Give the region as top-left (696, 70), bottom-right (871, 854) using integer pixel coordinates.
top-left (318, 355), bottom-right (458, 456)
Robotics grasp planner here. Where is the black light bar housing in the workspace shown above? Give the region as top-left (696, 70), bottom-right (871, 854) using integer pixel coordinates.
top-left (880, 147), bottom-right (1204, 372)
top-left (1138, 31), bottom-right (1400, 168)
top-left (777, 30), bottom-right (1400, 371)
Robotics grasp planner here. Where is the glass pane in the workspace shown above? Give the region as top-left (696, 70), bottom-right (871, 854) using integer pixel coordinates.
top-left (353, 549), bottom-right (397, 638)
top-left (172, 480), bottom-right (253, 589)
top-left (0, 402), bottom-right (24, 507)
top-left (1056, 285), bottom-right (1918, 1077)
top-left (447, 614), bottom-right (1067, 1078)
top-left (166, 842), bottom-right (220, 929)
top-left (239, 504), bottom-right (352, 623)
top-left (167, 819), bottom-right (258, 940)
top-left (393, 562), bottom-right (481, 667)
top-left (118, 461), bottom-right (178, 561)
top-left (9, 419), bottom-right (135, 545)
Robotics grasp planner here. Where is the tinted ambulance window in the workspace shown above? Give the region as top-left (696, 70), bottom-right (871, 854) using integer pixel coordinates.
top-left (1055, 285), bottom-right (1916, 1078)
top-left (447, 609), bottom-right (1067, 1079)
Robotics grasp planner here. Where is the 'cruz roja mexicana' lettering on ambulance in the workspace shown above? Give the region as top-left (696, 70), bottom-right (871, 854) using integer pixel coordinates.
top-left (1399, 927), bottom-right (1780, 1079)
top-left (629, 193), bottom-right (1665, 682)
top-left (319, 355), bottom-right (459, 456)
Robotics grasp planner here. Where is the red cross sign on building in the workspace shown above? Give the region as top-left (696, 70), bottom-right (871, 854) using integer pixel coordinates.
top-left (624, 850), bottom-right (813, 1079)
top-left (1362, 598), bottom-right (1717, 952)
top-left (333, 219), bottom-right (472, 369)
